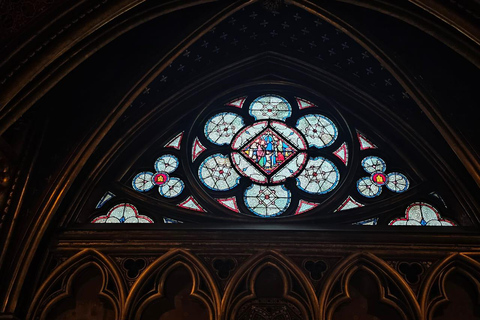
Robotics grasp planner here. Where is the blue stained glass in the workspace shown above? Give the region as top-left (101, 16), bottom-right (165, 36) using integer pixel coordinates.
top-left (96, 191), bottom-right (116, 209)
top-left (204, 112), bottom-right (244, 145)
top-left (155, 154), bottom-right (179, 173)
top-left (353, 218), bottom-right (378, 225)
top-left (244, 184), bottom-right (291, 217)
top-left (386, 172), bottom-right (409, 193)
top-left (132, 172), bottom-right (154, 192)
top-left (240, 128), bottom-right (297, 175)
top-left (390, 202), bottom-right (456, 226)
top-left (296, 157), bottom-right (339, 194)
top-left (296, 114), bottom-right (338, 148)
top-left (158, 177), bottom-right (184, 198)
top-left (198, 154), bottom-right (240, 191)
top-left (92, 203), bottom-right (153, 223)
top-left (249, 95), bottom-right (292, 121)
top-left (361, 156), bottom-right (386, 173)
top-left (356, 177), bottom-right (382, 198)
top-left (357, 157), bottom-right (409, 198)
top-left (163, 217), bottom-right (183, 223)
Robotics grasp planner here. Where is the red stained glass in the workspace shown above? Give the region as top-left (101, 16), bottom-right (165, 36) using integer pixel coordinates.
top-left (241, 128), bottom-right (297, 174)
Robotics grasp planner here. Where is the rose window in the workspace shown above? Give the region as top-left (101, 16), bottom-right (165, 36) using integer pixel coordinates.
top-left (90, 90), bottom-right (461, 226)
top-left (196, 94), bottom-right (341, 217)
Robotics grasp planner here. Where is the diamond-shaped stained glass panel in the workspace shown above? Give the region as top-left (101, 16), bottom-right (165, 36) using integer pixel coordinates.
top-left (241, 128), bottom-right (297, 174)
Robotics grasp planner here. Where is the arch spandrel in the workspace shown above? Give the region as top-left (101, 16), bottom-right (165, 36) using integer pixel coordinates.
top-left (27, 249), bottom-right (126, 320)
top-left (319, 252), bottom-right (421, 320)
top-left (124, 249), bottom-right (220, 320)
top-left (0, 0), bottom-right (480, 318)
top-left (419, 253), bottom-right (480, 320)
top-left (222, 250), bottom-right (318, 320)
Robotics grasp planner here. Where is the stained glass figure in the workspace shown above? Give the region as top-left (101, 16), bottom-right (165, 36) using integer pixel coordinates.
top-left (389, 202), bottom-right (456, 226)
top-left (158, 177), bottom-right (184, 198)
top-left (296, 157), bottom-right (339, 194)
top-left (92, 203), bottom-right (153, 223)
top-left (333, 142), bottom-right (348, 166)
top-left (163, 217), bottom-right (183, 224)
top-left (270, 153), bottom-right (307, 183)
top-left (249, 95), bottom-right (292, 121)
top-left (295, 199), bottom-right (321, 215)
top-left (357, 131), bottom-right (377, 150)
top-left (296, 114), bottom-right (337, 148)
top-left (353, 218), bottom-right (378, 225)
top-left (241, 128), bottom-right (297, 175)
top-left (216, 197), bottom-right (240, 212)
top-left (335, 195), bottom-right (364, 212)
top-left (192, 137), bottom-right (207, 162)
top-left (198, 154), bottom-right (240, 191)
top-left (357, 156), bottom-right (409, 198)
top-left (244, 184), bottom-right (291, 217)
top-left (177, 195), bottom-right (206, 212)
top-left (164, 132), bottom-right (184, 149)
top-left (231, 152), bottom-right (268, 184)
top-left (155, 154), bottom-right (179, 173)
top-left (95, 191), bottom-right (115, 209)
top-left (204, 112), bottom-right (244, 145)
top-left (231, 121), bottom-right (268, 150)
top-left (295, 97), bottom-right (316, 110)
top-left (226, 96), bottom-right (247, 108)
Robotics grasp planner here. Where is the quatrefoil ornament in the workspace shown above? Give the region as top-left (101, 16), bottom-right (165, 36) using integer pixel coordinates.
top-left (356, 156), bottom-right (409, 198)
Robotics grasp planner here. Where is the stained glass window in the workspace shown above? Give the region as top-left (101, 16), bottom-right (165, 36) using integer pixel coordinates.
top-left (389, 202), bottom-right (456, 226)
top-left (92, 203), bottom-right (153, 223)
top-left (86, 90), bottom-right (460, 226)
top-left (192, 94), bottom-right (345, 218)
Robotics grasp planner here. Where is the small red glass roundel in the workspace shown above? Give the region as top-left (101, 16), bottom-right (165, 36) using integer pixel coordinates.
top-left (153, 172), bottom-right (169, 185)
top-left (372, 172), bottom-right (387, 186)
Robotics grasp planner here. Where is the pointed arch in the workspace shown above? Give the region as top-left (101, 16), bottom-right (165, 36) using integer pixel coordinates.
top-left (1, 0), bottom-right (480, 314)
top-left (419, 253), bottom-right (480, 319)
top-left (27, 249), bottom-right (126, 320)
top-left (319, 252), bottom-right (421, 320)
top-left (222, 250), bottom-right (318, 320)
top-left (124, 249), bottom-right (220, 320)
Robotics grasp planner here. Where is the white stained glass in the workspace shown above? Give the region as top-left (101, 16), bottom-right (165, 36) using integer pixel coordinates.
top-left (244, 184), bottom-right (291, 217)
top-left (231, 121), bottom-right (268, 150)
top-left (270, 152), bottom-right (307, 183)
top-left (249, 95), bottom-right (292, 121)
top-left (198, 154), bottom-right (240, 191)
top-left (270, 121), bottom-right (307, 150)
top-left (296, 157), bottom-right (339, 194)
top-left (357, 177), bottom-right (382, 198)
top-left (390, 202), bottom-right (456, 226)
top-left (155, 154), bottom-right (179, 173)
top-left (204, 112), bottom-right (244, 145)
top-left (296, 114), bottom-right (337, 148)
top-left (132, 171), bottom-right (154, 192)
top-left (231, 152), bottom-right (268, 184)
top-left (335, 195), bottom-right (364, 212)
top-left (361, 156), bottom-right (386, 174)
top-left (159, 177), bottom-right (184, 198)
top-left (92, 203), bottom-right (153, 223)
top-left (386, 172), bottom-right (409, 193)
